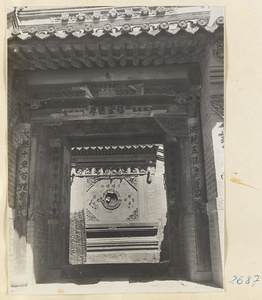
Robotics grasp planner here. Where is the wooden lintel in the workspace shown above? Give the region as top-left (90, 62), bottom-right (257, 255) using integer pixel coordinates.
top-left (25, 64), bottom-right (191, 86)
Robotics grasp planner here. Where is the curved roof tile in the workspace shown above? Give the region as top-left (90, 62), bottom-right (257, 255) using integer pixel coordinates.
top-left (10, 17), bottom-right (223, 41)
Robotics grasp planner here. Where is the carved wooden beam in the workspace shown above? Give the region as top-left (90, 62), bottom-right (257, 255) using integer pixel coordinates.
top-left (153, 114), bottom-right (188, 137)
top-left (25, 64), bottom-right (190, 86)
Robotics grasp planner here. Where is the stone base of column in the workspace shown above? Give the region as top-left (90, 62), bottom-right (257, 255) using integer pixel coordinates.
top-left (206, 197), bottom-right (224, 288)
top-left (191, 271), bottom-right (213, 283)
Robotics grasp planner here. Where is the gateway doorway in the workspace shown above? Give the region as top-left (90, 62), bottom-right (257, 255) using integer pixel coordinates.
top-left (69, 144), bottom-right (168, 265)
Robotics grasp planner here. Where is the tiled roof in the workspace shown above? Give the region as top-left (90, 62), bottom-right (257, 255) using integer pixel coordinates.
top-left (10, 17), bottom-right (223, 41)
top-left (8, 7), bottom-right (223, 70)
top-left (9, 6), bottom-right (223, 41)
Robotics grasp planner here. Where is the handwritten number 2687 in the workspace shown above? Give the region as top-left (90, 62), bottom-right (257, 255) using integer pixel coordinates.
top-left (229, 275), bottom-right (260, 287)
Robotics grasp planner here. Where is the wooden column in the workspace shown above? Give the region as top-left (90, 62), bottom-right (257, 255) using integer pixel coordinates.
top-left (11, 123), bottom-right (31, 286)
top-left (60, 139), bottom-right (71, 265)
top-left (26, 124), bottom-right (50, 283)
top-left (47, 138), bottom-right (62, 268)
top-left (187, 118), bottom-right (212, 280)
top-left (179, 128), bottom-right (212, 282)
top-left (164, 137), bottom-right (183, 277)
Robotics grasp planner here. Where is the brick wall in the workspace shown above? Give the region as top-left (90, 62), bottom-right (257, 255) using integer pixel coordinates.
top-left (69, 210), bottom-right (86, 265)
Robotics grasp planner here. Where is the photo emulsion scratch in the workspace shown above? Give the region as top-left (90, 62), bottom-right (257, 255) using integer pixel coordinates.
top-left (7, 6), bottom-right (224, 294)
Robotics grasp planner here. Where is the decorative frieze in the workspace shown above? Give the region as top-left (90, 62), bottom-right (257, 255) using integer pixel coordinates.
top-left (71, 145), bottom-right (158, 156)
top-left (36, 85), bottom-right (190, 101)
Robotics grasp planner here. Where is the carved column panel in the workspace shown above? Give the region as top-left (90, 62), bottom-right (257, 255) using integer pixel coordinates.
top-left (164, 138), bottom-right (183, 276)
top-left (188, 118), bottom-right (206, 212)
top-left (47, 139), bottom-right (62, 268)
top-left (60, 139), bottom-right (71, 265)
top-left (12, 123), bottom-right (30, 286)
top-left (15, 123), bottom-right (31, 219)
top-left (187, 117), bottom-right (211, 279)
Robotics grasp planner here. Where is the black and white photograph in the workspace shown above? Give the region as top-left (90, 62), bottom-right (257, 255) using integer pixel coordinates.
top-left (7, 6), bottom-right (224, 294)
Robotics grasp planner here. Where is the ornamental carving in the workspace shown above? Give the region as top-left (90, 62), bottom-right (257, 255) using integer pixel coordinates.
top-left (72, 145), bottom-right (157, 156)
top-left (49, 147), bottom-right (61, 218)
top-left (212, 39), bottom-right (224, 63)
top-left (125, 176), bottom-right (138, 189)
top-left (101, 189), bottom-right (122, 210)
top-left (126, 208), bottom-right (138, 221)
top-left (85, 208), bottom-right (100, 222)
top-left (15, 123), bottom-right (30, 214)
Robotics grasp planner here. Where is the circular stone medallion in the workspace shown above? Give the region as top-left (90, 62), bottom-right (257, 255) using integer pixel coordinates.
top-left (101, 189), bottom-right (122, 210)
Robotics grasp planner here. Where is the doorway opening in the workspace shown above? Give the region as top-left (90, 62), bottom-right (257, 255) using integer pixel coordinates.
top-left (69, 143), bottom-right (170, 270)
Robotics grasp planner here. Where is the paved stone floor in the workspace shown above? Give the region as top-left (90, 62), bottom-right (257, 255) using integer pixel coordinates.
top-left (10, 279), bottom-right (223, 295)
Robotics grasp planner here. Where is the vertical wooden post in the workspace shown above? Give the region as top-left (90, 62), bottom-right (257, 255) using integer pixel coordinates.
top-left (12, 123), bottom-right (31, 286)
top-left (164, 137), bottom-right (183, 277)
top-left (187, 118), bottom-right (212, 281)
top-left (60, 139), bottom-right (71, 265)
top-left (47, 138), bottom-right (62, 268)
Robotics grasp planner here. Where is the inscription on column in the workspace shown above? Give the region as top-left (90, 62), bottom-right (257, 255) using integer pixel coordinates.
top-left (15, 123), bottom-right (30, 218)
top-left (165, 141), bottom-right (179, 210)
top-left (49, 145), bottom-right (61, 218)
